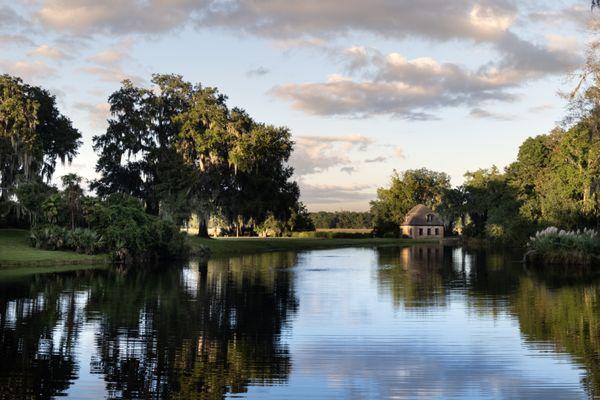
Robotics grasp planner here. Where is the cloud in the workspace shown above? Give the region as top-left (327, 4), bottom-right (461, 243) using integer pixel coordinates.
top-left (36, 0), bottom-right (207, 35)
top-left (199, 0), bottom-right (517, 43)
top-left (393, 146), bottom-right (405, 159)
top-left (0, 60), bottom-right (57, 81)
top-left (469, 107), bottom-right (514, 121)
top-left (246, 66), bottom-right (270, 77)
top-left (299, 183), bottom-right (375, 205)
top-left (28, 44), bottom-right (71, 60)
top-left (0, 5), bottom-right (28, 30)
top-left (271, 36), bottom-right (580, 119)
top-left (528, 103), bottom-right (553, 113)
top-left (79, 65), bottom-right (144, 85)
top-left (365, 156), bottom-right (387, 163)
top-left (0, 34), bottom-right (35, 47)
top-left (289, 134), bottom-right (374, 175)
top-left (74, 101), bottom-right (110, 129)
top-left (87, 38), bottom-right (133, 65)
top-left (528, 4), bottom-right (589, 28)
top-left (340, 166), bottom-right (356, 174)
top-left (32, 0), bottom-right (516, 41)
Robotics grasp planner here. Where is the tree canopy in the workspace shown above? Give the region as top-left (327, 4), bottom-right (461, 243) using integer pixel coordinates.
top-left (0, 74), bottom-right (81, 202)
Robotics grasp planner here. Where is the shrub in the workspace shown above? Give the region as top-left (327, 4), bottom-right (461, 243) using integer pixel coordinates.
top-left (29, 193), bottom-right (188, 264)
top-left (525, 227), bottom-right (600, 266)
top-left (30, 225), bottom-right (68, 250)
top-left (290, 230), bottom-right (374, 239)
top-left (66, 228), bottom-right (103, 254)
top-left (88, 194), bottom-right (187, 263)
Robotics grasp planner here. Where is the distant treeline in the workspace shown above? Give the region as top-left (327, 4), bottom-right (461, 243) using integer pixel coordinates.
top-left (309, 211), bottom-right (372, 229)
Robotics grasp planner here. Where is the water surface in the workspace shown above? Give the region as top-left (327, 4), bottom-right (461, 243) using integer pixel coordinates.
top-left (0, 245), bottom-right (599, 399)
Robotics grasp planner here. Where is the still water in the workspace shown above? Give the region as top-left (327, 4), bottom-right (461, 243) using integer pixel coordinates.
top-left (1, 245), bottom-right (599, 399)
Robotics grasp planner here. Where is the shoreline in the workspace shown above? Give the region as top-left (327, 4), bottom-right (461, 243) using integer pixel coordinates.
top-left (1, 228), bottom-right (447, 271)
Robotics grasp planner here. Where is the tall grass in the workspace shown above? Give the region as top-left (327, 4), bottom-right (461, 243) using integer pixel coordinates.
top-left (525, 227), bottom-right (600, 266)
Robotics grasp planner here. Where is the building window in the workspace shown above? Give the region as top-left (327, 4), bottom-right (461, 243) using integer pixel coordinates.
top-left (427, 228), bottom-right (431, 235)
top-left (409, 228), bottom-right (413, 236)
top-left (419, 228), bottom-right (423, 236)
top-left (426, 214), bottom-right (433, 222)
top-left (435, 228), bottom-right (439, 235)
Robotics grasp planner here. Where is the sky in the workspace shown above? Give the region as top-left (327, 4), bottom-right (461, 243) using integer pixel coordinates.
top-left (0, 0), bottom-right (593, 211)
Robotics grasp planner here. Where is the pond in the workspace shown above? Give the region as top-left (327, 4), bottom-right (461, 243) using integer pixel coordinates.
top-left (0, 245), bottom-right (599, 399)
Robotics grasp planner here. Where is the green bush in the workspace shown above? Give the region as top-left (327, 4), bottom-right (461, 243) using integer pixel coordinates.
top-left (30, 225), bottom-right (68, 250)
top-left (290, 230), bottom-right (373, 239)
top-left (66, 228), bottom-right (103, 254)
top-left (88, 194), bottom-right (187, 263)
top-left (30, 225), bottom-right (103, 254)
top-left (525, 227), bottom-right (600, 266)
top-left (29, 194), bottom-right (188, 263)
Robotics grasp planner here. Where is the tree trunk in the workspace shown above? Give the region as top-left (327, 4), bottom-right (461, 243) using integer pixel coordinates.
top-left (146, 198), bottom-right (160, 216)
top-left (197, 216), bottom-right (209, 238)
top-left (198, 211), bottom-right (210, 238)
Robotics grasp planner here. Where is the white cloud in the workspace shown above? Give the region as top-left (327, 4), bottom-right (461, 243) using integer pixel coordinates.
top-left (271, 37), bottom-right (580, 119)
top-left (0, 60), bottom-right (57, 81)
top-left (299, 183), bottom-right (375, 205)
top-left (469, 107), bottom-right (515, 121)
top-left (74, 101), bottom-right (110, 129)
top-left (87, 38), bottom-right (134, 65)
top-left (0, 34), bottom-right (35, 47)
top-left (79, 65), bottom-right (144, 85)
top-left (28, 44), bottom-right (71, 60)
top-left (289, 134), bottom-right (374, 175)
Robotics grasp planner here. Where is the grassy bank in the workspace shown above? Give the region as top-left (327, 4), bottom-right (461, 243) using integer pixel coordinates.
top-left (188, 235), bottom-right (430, 257)
top-left (0, 229), bottom-right (108, 268)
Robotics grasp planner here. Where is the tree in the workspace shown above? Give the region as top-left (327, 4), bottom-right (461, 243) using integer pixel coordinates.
top-left (175, 90), bottom-right (299, 237)
top-left (61, 173), bottom-right (84, 230)
top-left (174, 84), bottom-right (231, 236)
top-left (92, 74), bottom-right (192, 215)
top-left (0, 75), bottom-right (81, 203)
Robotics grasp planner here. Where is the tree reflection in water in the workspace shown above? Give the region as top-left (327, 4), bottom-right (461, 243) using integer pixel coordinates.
top-left (375, 245), bottom-right (600, 398)
top-left (0, 252), bottom-right (298, 400)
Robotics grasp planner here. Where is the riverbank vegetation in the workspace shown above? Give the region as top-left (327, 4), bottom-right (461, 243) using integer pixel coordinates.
top-left (524, 227), bottom-right (600, 266)
top-left (309, 211), bottom-right (372, 229)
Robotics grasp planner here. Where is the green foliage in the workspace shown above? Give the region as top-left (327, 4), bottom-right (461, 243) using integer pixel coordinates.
top-left (0, 75), bottom-right (81, 204)
top-left (461, 166), bottom-right (530, 244)
top-left (525, 227), bottom-right (600, 266)
top-left (291, 230), bottom-right (373, 239)
top-left (66, 228), bottom-right (103, 254)
top-left (29, 225), bottom-right (68, 250)
top-left (309, 211), bottom-right (371, 229)
top-left (41, 193), bottom-right (65, 225)
top-left (93, 75), bottom-right (301, 238)
top-left (30, 225), bottom-right (102, 255)
top-left (287, 203), bottom-right (315, 232)
top-left (14, 178), bottom-right (57, 225)
top-left (87, 193), bottom-right (187, 263)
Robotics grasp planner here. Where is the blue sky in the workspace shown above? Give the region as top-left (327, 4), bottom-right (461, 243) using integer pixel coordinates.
top-left (0, 0), bottom-right (591, 210)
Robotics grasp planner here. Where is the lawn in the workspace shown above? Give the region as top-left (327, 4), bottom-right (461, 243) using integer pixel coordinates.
top-left (188, 235), bottom-right (428, 257)
top-left (0, 229), bottom-right (108, 267)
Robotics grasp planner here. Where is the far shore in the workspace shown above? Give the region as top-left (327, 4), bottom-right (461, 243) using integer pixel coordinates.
top-left (0, 228), bottom-right (444, 271)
